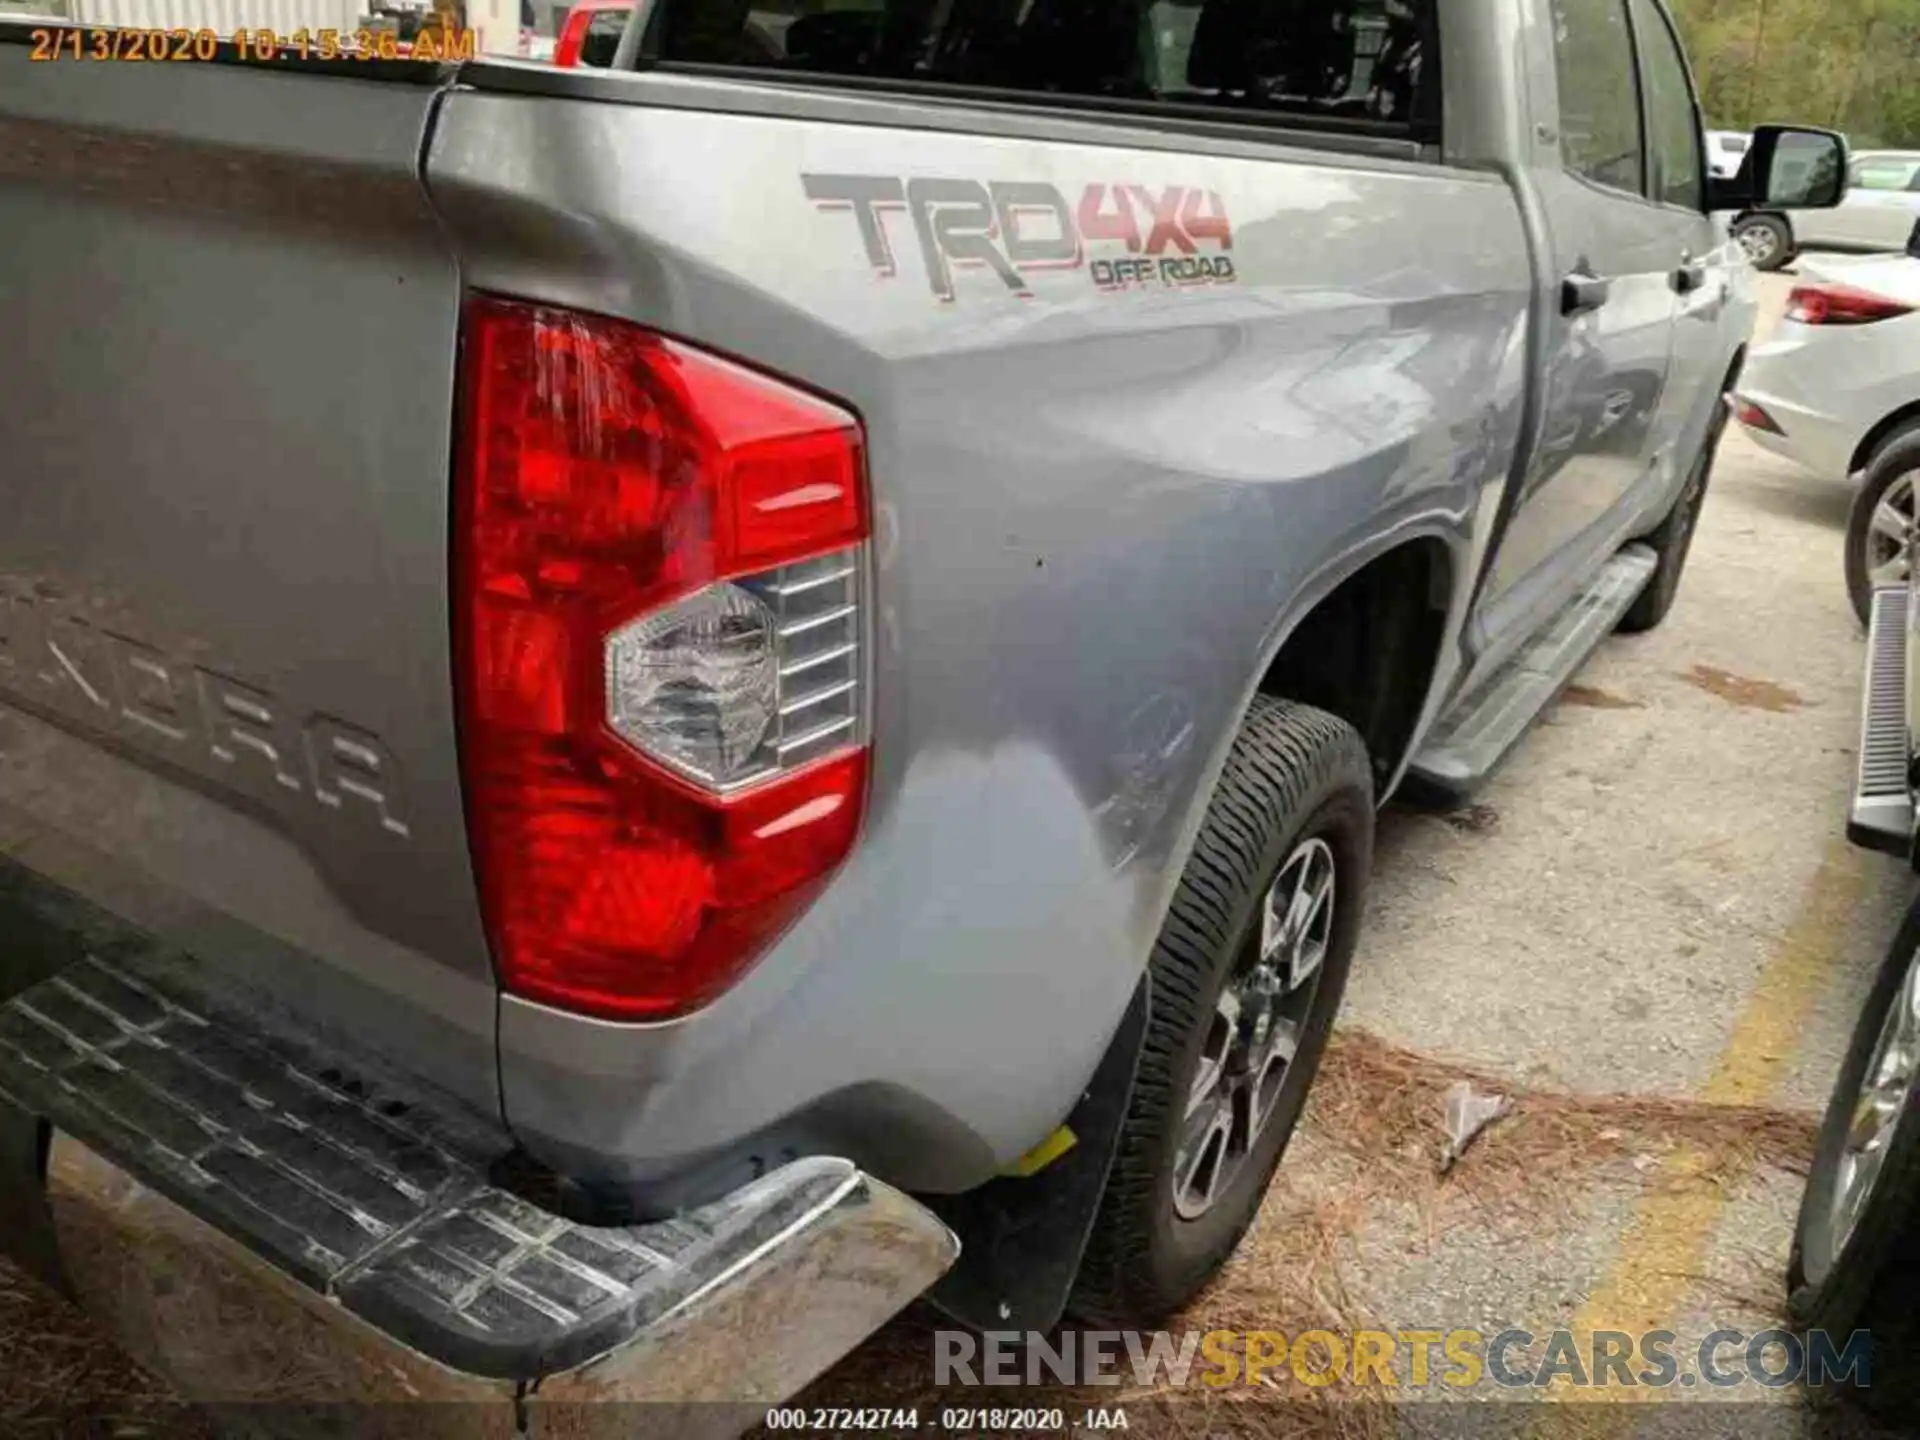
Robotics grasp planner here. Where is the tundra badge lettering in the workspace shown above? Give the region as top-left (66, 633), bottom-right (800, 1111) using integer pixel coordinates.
top-left (0, 586), bottom-right (409, 837)
top-left (804, 174), bottom-right (1236, 301)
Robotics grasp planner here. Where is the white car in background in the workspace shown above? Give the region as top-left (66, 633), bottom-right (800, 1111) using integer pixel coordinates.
top-left (1707, 130), bottom-right (1751, 180)
top-left (1733, 225), bottom-right (1920, 621)
top-left (1734, 150), bottom-right (1920, 271)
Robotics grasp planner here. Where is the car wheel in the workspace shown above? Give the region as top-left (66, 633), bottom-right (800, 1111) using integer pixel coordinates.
top-left (1734, 213), bottom-right (1793, 271)
top-left (1845, 429), bottom-right (1920, 628)
top-left (1788, 896), bottom-right (1920, 1419)
top-left (1617, 393), bottom-right (1730, 634)
top-left (1069, 697), bottom-right (1372, 1325)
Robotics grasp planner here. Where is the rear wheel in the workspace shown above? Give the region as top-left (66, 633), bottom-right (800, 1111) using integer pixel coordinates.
top-left (1733, 212), bottom-right (1793, 271)
top-left (1788, 897), bottom-right (1920, 1419)
top-left (1070, 698), bottom-right (1372, 1325)
top-left (1844, 429), bottom-right (1920, 628)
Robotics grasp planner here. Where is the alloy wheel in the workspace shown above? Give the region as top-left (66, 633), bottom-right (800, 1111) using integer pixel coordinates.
top-left (1172, 836), bottom-right (1335, 1220)
top-left (1832, 947), bottom-right (1920, 1253)
top-left (1736, 223), bottom-right (1780, 266)
top-left (1865, 472), bottom-right (1916, 591)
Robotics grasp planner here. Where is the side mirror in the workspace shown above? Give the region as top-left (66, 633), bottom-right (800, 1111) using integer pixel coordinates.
top-left (1707, 124), bottom-right (1849, 212)
top-left (1908, 217), bottom-right (1920, 261)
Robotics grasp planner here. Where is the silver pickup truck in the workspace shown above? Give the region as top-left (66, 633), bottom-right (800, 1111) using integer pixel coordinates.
top-left (0, 0), bottom-right (1841, 1422)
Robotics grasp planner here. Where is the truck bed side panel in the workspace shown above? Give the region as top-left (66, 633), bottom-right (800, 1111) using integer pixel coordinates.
top-left (428, 75), bottom-right (1532, 1198)
top-left (0, 53), bottom-right (500, 1125)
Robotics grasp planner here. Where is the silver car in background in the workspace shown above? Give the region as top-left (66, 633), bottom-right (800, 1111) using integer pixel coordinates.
top-left (1800, 151), bottom-right (1920, 250)
top-left (1737, 150), bottom-right (1920, 271)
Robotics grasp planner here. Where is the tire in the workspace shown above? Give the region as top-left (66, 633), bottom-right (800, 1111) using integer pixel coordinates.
top-left (1617, 392), bottom-right (1730, 634)
top-left (1734, 212), bottom-right (1794, 271)
top-left (1788, 896), bottom-right (1920, 1420)
top-left (1069, 697), bottom-right (1373, 1325)
top-left (1844, 429), bottom-right (1920, 629)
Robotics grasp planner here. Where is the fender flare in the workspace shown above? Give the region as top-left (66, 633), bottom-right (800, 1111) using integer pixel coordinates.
top-left (1194, 510), bottom-right (1473, 822)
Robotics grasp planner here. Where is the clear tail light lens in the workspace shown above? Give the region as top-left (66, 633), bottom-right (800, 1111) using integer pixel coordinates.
top-left (456, 294), bottom-right (870, 1022)
top-left (606, 550), bottom-right (864, 790)
top-left (1785, 283), bottom-right (1915, 326)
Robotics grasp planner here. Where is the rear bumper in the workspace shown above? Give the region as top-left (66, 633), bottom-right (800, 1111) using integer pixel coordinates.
top-left (1731, 384), bottom-right (1861, 479)
top-left (0, 959), bottom-right (955, 1425)
top-left (1737, 320), bottom-right (1911, 481)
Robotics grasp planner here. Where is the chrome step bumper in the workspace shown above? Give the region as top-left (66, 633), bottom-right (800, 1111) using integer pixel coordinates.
top-left (1409, 544), bottom-right (1658, 796)
top-left (1850, 584), bottom-right (1912, 857)
top-left (0, 957), bottom-right (956, 1427)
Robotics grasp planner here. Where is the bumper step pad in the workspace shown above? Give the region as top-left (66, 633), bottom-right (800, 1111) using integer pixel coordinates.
top-left (1409, 544), bottom-right (1658, 796)
top-left (0, 956), bottom-right (879, 1380)
top-left (1850, 584), bottom-right (1912, 856)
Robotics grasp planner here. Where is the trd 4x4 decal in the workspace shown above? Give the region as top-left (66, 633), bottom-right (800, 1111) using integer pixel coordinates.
top-left (803, 174), bottom-right (1236, 302)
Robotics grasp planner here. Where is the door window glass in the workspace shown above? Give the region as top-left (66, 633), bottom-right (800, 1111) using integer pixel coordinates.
top-left (1852, 161), bottom-right (1920, 192)
top-left (1629, 0), bottom-right (1702, 209)
top-left (1550, 0), bottom-right (1645, 195)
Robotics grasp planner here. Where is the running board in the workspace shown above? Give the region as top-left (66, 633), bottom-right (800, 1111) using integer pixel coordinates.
top-left (1408, 545), bottom-right (1659, 797)
top-left (1849, 584), bottom-right (1911, 856)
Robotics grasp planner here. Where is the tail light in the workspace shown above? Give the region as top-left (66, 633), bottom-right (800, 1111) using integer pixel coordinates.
top-left (455, 295), bottom-right (870, 1021)
top-left (1785, 283), bottom-right (1914, 326)
top-left (1731, 395), bottom-right (1784, 435)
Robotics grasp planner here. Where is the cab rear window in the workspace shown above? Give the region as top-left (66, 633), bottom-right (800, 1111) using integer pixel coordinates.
top-left (649, 0), bottom-right (1439, 140)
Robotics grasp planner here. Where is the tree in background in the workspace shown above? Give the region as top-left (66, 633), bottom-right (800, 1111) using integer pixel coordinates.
top-left (1672, 0), bottom-right (1920, 147)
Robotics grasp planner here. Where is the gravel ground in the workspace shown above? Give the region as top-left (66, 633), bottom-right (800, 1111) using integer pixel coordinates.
top-left (2, 271), bottom-right (1907, 1438)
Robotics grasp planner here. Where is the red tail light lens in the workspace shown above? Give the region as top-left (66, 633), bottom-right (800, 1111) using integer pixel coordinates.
top-left (456, 295), bottom-right (870, 1021)
top-left (1785, 283), bottom-right (1915, 326)
top-left (1731, 395), bottom-right (1785, 435)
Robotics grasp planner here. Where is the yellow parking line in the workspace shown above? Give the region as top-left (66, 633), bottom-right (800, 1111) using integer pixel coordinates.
top-left (1548, 835), bottom-right (1870, 1410)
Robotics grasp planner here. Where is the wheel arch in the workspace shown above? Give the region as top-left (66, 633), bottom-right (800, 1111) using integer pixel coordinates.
top-left (1850, 401), bottom-right (1920, 480)
top-left (1151, 524), bottom-right (1465, 924)
top-left (1251, 534), bottom-right (1456, 797)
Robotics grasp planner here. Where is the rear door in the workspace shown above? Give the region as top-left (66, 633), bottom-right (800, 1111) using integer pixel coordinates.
top-left (1479, 0), bottom-right (1677, 605)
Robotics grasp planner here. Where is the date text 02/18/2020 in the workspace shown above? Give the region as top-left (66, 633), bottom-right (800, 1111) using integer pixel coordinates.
top-left (763, 1407), bottom-right (1131, 1431)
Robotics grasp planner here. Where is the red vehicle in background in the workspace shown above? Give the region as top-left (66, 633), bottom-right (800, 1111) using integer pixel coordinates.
top-left (551, 0), bottom-right (628, 67)
top-left (550, 0), bottom-right (794, 68)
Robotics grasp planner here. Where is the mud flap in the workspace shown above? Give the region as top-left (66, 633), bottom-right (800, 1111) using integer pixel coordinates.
top-left (923, 976), bottom-right (1148, 1333)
